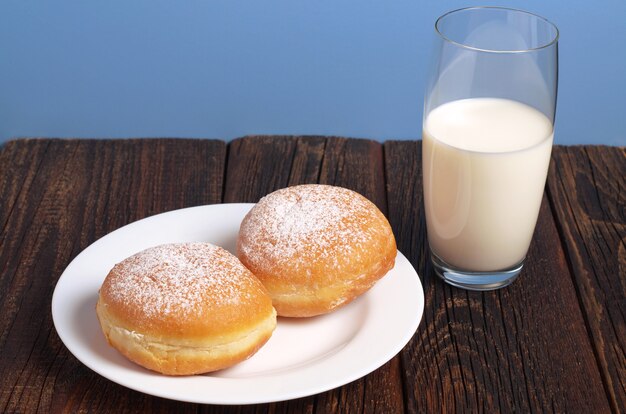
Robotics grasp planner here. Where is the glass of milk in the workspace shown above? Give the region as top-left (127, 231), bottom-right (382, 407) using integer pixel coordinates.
top-left (423, 7), bottom-right (559, 290)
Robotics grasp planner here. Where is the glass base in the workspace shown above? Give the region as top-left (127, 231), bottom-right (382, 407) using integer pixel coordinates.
top-left (431, 252), bottom-right (523, 291)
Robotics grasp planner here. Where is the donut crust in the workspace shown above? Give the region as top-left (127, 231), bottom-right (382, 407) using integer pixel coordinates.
top-left (237, 184), bottom-right (397, 317)
top-left (96, 243), bottom-right (277, 375)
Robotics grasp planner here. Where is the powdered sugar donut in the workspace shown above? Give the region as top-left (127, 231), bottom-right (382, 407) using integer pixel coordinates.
top-left (96, 242), bottom-right (276, 375)
top-left (237, 184), bottom-right (397, 317)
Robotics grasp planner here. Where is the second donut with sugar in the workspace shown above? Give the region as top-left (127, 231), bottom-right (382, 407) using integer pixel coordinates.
top-left (237, 184), bottom-right (397, 317)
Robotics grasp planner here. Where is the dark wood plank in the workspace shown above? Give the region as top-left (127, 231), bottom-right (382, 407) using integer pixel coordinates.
top-left (223, 135), bottom-right (326, 203)
top-left (0, 139), bottom-right (226, 413)
top-left (384, 141), bottom-right (612, 413)
top-left (2, 137), bottom-right (620, 413)
top-left (224, 135), bottom-right (404, 414)
top-left (546, 145), bottom-right (626, 413)
top-left (224, 135), bottom-right (327, 414)
top-left (318, 138), bottom-right (388, 213)
top-left (316, 137), bottom-right (401, 414)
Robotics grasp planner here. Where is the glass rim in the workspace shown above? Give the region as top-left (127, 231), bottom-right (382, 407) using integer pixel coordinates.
top-left (435, 6), bottom-right (560, 54)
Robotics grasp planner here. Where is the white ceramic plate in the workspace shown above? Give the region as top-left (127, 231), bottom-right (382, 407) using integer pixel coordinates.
top-left (51, 203), bottom-right (424, 405)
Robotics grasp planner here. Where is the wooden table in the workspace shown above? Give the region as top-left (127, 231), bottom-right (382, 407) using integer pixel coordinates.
top-left (0, 137), bottom-right (623, 413)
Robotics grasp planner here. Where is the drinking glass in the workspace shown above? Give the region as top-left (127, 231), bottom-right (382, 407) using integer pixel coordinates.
top-left (422, 7), bottom-right (559, 290)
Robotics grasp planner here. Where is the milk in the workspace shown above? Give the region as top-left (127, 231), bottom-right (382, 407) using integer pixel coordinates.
top-left (423, 98), bottom-right (553, 271)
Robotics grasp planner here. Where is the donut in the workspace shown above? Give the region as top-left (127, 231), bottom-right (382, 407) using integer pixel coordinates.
top-left (96, 242), bottom-right (277, 375)
top-left (237, 184), bottom-right (397, 317)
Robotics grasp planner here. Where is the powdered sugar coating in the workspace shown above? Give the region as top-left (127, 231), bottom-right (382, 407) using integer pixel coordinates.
top-left (101, 243), bottom-right (264, 325)
top-left (238, 184), bottom-right (392, 275)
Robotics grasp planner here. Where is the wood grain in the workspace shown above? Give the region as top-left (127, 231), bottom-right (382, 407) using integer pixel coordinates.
top-left (384, 141), bottom-right (612, 413)
top-left (0, 139), bottom-right (226, 413)
top-left (223, 135), bottom-right (326, 203)
top-left (0, 138), bottom-right (622, 413)
top-left (546, 146), bottom-right (626, 413)
top-left (224, 135), bottom-right (404, 414)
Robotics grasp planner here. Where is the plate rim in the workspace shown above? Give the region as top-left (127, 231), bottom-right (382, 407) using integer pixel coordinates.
top-left (51, 203), bottom-right (424, 405)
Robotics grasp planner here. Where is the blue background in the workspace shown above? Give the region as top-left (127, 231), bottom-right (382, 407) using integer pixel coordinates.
top-left (1, 1), bottom-right (624, 145)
